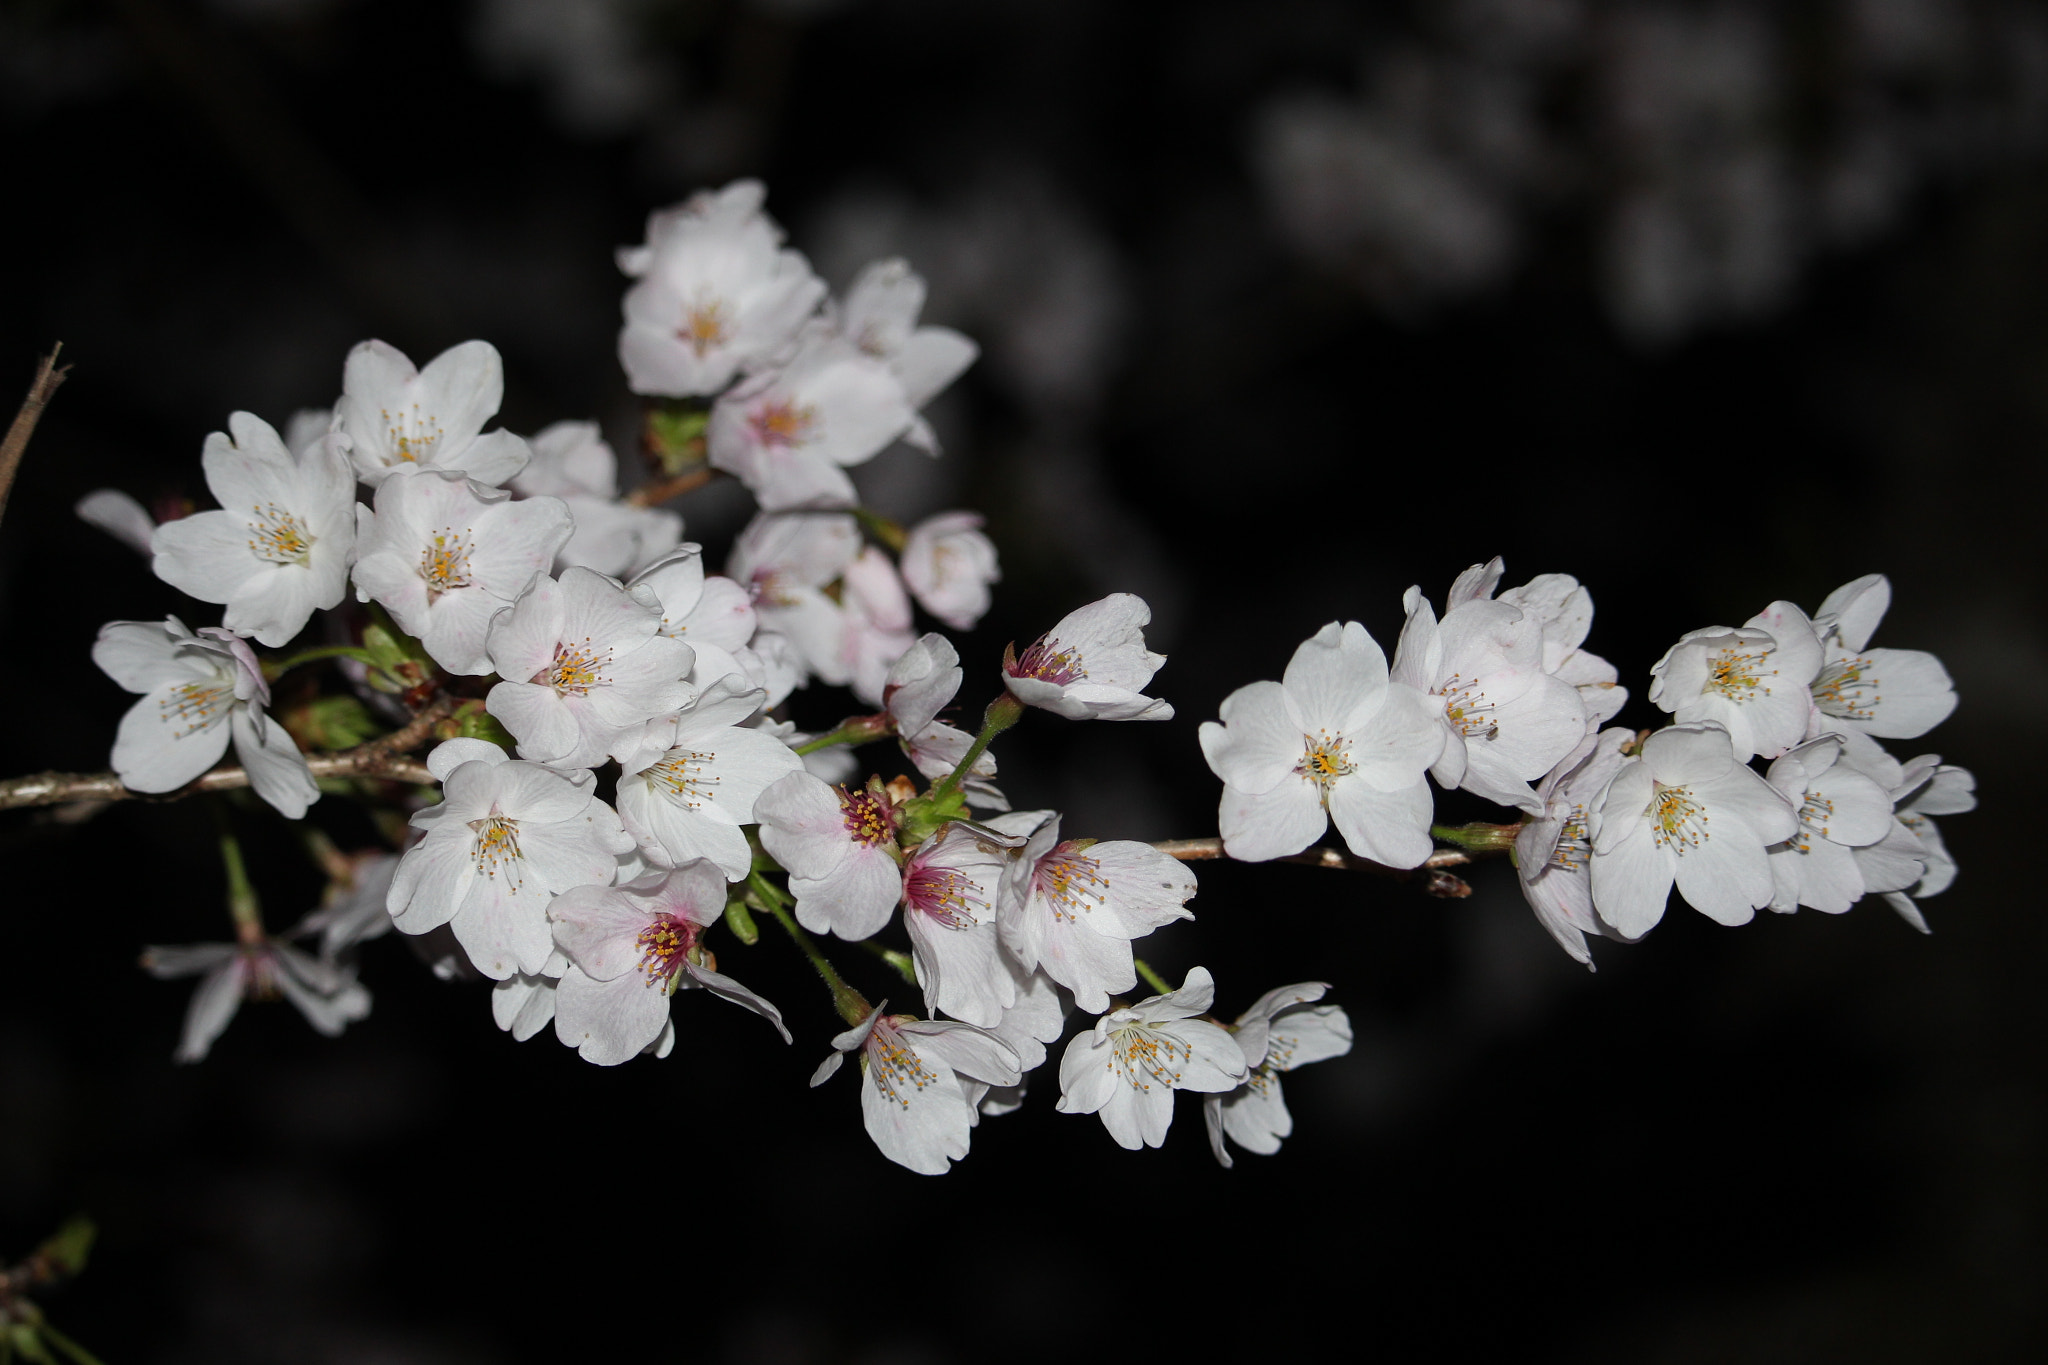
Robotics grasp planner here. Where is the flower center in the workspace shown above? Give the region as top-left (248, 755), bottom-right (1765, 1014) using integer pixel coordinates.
top-left (467, 813), bottom-right (524, 887)
top-left (865, 1019), bottom-right (940, 1110)
top-left (748, 399), bottom-right (818, 449)
top-left (1811, 656), bottom-right (1878, 720)
top-left (839, 788), bottom-right (895, 847)
top-left (1012, 637), bottom-right (1083, 685)
top-left (1439, 673), bottom-right (1499, 739)
top-left (246, 503), bottom-right (315, 566)
top-left (419, 527), bottom-right (476, 600)
top-left (1110, 1023), bottom-right (1191, 1092)
top-left (1549, 804), bottom-right (1591, 872)
top-left (159, 681), bottom-right (233, 738)
top-left (1789, 789), bottom-right (1835, 854)
top-left (1707, 646), bottom-right (1776, 702)
top-left (1295, 729), bottom-right (1354, 795)
top-left (679, 299), bottom-right (732, 357)
top-left (905, 861), bottom-right (985, 930)
top-left (382, 403), bottom-right (444, 465)
top-left (1650, 782), bottom-right (1709, 853)
top-left (645, 748), bottom-right (719, 808)
top-left (544, 639), bottom-right (611, 695)
top-left (1035, 843), bottom-right (1109, 923)
top-left (635, 914), bottom-right (697, 992)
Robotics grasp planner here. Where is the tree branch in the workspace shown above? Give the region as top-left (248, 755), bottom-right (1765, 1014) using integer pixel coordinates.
top-left (625, 464), bottom-right (718, 508)
top-left (0, 696), bottom-right (456, 812)
top-left (0, 346), bottom-right (70, 529)
top-left (1152, 837), bottom-right (1487, 898)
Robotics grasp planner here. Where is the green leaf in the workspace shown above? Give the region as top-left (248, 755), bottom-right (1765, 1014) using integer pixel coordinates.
top-left (33, 1218), bottom-right (93, 1279)
top-left (451, 704), bottom-right (515, 749)
top-left (644, 402), bottom-right (710, 475)
top-left (283, 694), bottom-right (380, 751)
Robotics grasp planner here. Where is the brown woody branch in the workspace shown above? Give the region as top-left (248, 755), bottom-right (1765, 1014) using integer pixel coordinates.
top-left (1152, 837), bottom-right (1489, 899)
top-left (0, 346), bottom-right (71, 529)
top-left (0, 696), bottom-right (456, 812)
top-left (626, 464), bottom-right (719, 508)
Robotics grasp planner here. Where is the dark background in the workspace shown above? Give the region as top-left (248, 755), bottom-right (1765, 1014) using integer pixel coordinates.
top-left (2, 0), bottom-right (2044, 1360)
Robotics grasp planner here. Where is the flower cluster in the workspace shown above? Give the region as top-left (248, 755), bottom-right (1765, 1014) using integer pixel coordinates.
top-left (67, 180), bottom-right (1967, 1178)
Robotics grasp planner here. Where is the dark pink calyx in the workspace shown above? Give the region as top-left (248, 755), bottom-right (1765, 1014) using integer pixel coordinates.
top-left (838, 788), bottom-right (897, 848)
top-left (1009, 635), bottom-right (1084, 685)
top-left (635, 914), bottom-right (700, 988)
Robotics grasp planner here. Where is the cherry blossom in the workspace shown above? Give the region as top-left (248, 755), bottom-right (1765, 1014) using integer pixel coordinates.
top-left (614, 677), bottom-right (803, 880)
top-left (706, 331), bottom-right (914, 511)
top-left (839, 546), bottom-right (917, 706)
top-left (1762, 735), bottom-right (1900, 915)
top-left (810, 1003), bottom-right (1021, 1175)
top-left (1447, 560), bottom-right (1628, 725)
top-left (142, 939), bottom-right (370, 1063)
top-left (885, 634), bottom-right (1005, 808)
top-left (75, 488), bottom-right (157, 557)
top-left (1201, 620), bottom-right (1443, 868)
top-left (149, 412), bottom-right (356, 647)
top-left (989, 811), bottom-right (1196, 1015)
top-left (1003, 593), bottom-right (1173, 722)
top-left (1589, 722), bottom-right (1798, 937)
top-left (1203, 981), bottom-right (1353, 1168)
top-left (511, 420), bottom-right (681, 578)
top-left (1648, 603), bottom-right (1824, 762)
top-left (483, 567), bottom-right (697, 770)
top-left (628, 545), bottom-right (757, 689)
top-left (94, 617), bottom-right (318, 818)
top-left (617, 180), bottom-right (828, 397)
top-left (350, 468), bottom-right (573, 676)
top-left (1797, 575), bottom-right (1958, 742)
top-left (1514, 727), bottom-right (1633, 968)
top-left (386, 739), bottom-right (633, 979)
top-left (1390, 575), bottom-right (1587, 810)
top-left (492, 951), bottom-right (565, 1043)
top-left (837, 258), bottom-right (979, 454)
top-left (1056, 966), bottom-right (1248, 1150)
top-left (900, 822), bottom-right (1019, 1027)
top-left (548, 862), bottom-right (789, 1065)
top-left (755, 772), bottom-right (904, 940)
top-left (727, 510), bottom-right (863, 687)
top-left (900, 511), bottom-right (1000, 631)
top-left (334, 339), bottom-right (532, 488)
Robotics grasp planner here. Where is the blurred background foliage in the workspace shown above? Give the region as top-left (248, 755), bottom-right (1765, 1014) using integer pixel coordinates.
top-left (0, 0), bottom-right (2043, 1359)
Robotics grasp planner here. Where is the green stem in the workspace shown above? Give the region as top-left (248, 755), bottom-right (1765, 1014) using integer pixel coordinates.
top-left (38, 1324), bottom-right (108, 1365)
top-left (261, 643), bottom-right (380, 681)
top-left (1133, 957), bottom-right (1173, 997)
top-left (853, 506), bottom-right (908, 553)
top-left (213, 806), bottom-right (264, 947)
top-left (793, 713), bottom-right (892, 756)
top-left (930, 692), bottom-right (1024, 801)
top-left (748, 871), bottom-right (870, 1024)
top-left (1429, 821), bottom-right (1524, 853)
top-left (859, 939), bottom-right (919, 987)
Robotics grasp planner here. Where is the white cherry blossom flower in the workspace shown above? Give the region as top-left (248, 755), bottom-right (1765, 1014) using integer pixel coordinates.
top-left (1763, 735), bottom-right (1900, 915)
top-left (728, 510), bottom-right (862, 688)
top-left (1648, 603), bottom-right (1824, 762)
top-left (1002, 593), bottom-right (1173, 722)
top-left (148, 412), bottom-right (356, 647)
top-left (840, 546), bottom-right (916, 706)
top-left (94, 617), bottom-right (318, 818)
top-left (628, 545), bottom-right (756, 688)
top-left (1853, 747), bottom-right (1976, 933)
top-left (1589, 722), bottom-right (1798, 938)
top-left (492, 949), bottom-right (565, 1043)
top-left (334, 339), bottom-right (532, 488)
top-left (1390, 578), bottom-right (1587, 810)
top-left (706, 331), bottom-right (915, 511)
top-left (511, 420), bottom-right (681, 577)
top-left (549, 861), bottom-right (789, 1065)
top-left (617, 180), bottom-right (828, 397)
top-left (1797, 574), bottom-right (1958, 742)
top-left (837, 258), bottom-right (978, 454)
top-left (809, 1003), bottom-right (1022, 1175)
top-left (142, 938), bottom-right (370, 1063)
top-left (885, 634), bottom-right (1005, 809)
top-left (900, 511), bottom-right (999, 631)
top-left (386, 739), bottom-right (633, 979)
top-left (288, 851), bottom-right (400, 960)
top-left (1449, 559), bottom-right (1628, 724)
top-left (755, 771), bottom-right (903, 940)
top-left (1056, 965), bottom-right (1248, 1150)
top-left (350, 468), bottom-right (573, 676)
top-left (1201, 620), bottom-right (1444, 868)
top-left (614, 677), bottom-right (803, 880)
top-left (900, 822), bottom-right (1020, 1027)
top-left (988, 811), bottom-right (1196, 1015)
top-left (483, 567), bottom-right (696, 770)
top-left (1203, 981), bottom-right (1353, 1168)
top-left (1514, 727), bottom-right (1633, 968)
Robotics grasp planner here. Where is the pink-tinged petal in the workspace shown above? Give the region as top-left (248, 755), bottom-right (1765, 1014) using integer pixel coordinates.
top-left (791, 848), bottom-right (902, 940)
top-left (444, 427), bottom-right (530, 488)
top-left (546, 884), bottom-right (654, 979)
top-left (92, 618), bottom-right (186, 692)
top-left (412, 340), bottom-right (505, 454)
top-left (1281, 621), bottom-right (1388, 734)
top-left (681, 962), bottom-right (792, 1043)
top-left (902, 1019), bottom-right (1022, 1087)
top-left (485, 574), bottom-right (567, 682)
top-left (1218, 778), bottom-right (1327, 863)
top-left (1590, 832), bottom-right (1674, 940)
top-left (1347, 682), bottom-right (1449, 792)
top-left (492, 971), bottom-right (559, 1041)
top-left (1035, 915), bottom-right (1138, 1015)
top-left (859, 1046), bottom-right (972, 1175)
top-left (555, 964), bottom-right (671, 1065)
top-left (450, 883), bottom-right (554, 980)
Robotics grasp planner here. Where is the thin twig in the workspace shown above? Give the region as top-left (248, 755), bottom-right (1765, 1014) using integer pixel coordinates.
top-left (1153, 836), bottom-right (1484, 899)
top-left (0, 346), bottom-right (71, 528)
top-left (625, 464), bottom-right (718, 507)
top-left (0, 695), bottom-right (456, 812)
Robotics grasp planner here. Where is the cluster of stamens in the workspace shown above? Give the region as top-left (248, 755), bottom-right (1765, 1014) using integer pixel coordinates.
top-left (1109, 1023), bottom-right (1190, 1093)
top-left (646, 749), bottom-right (719, 808)
top-left (1295, 729), bottom-right (1355, 798)
top-left (634, 915), bottom-right (695, 992)
top-left (1549, 805), bottom-right (1591, 872)
top-left (1439, 674), bottom-right (1500, 740)
top-left (679, 298), bottom-right (732, 357)
top-left (748, 398), bottom-right (818, 449)
top-left (1811, 657), bottom-right (1879, 719)
top-left (246, 503), bottom-right (315, 566)
top-left (1707, 646), bottom-right (1776, 702)
top-left (1011, 636), bottom-right (1083, 685)
top-left (1036, 845), bottom-right (1110, 923)
top-left (467, 813), bottom-right (524, 886)
top-left (383, 403), bottom-right (443, 464)
top-left (906, 863), bottom-right (984, 930)
top-left (866, 1020), bottom-right (940, 1110)
top-left (159, 681), bottom-right (231, 738)
top-left (545, 638), bottom-right (612, 695)
top-left (1650, 783), bottom-right (1709, 853)
top-left (1790, 790), bottom-right (1835, 854)
top-left (419, 527), bottom-right (476, 599)
top-left (838, 788), bottom-right (895, 848)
